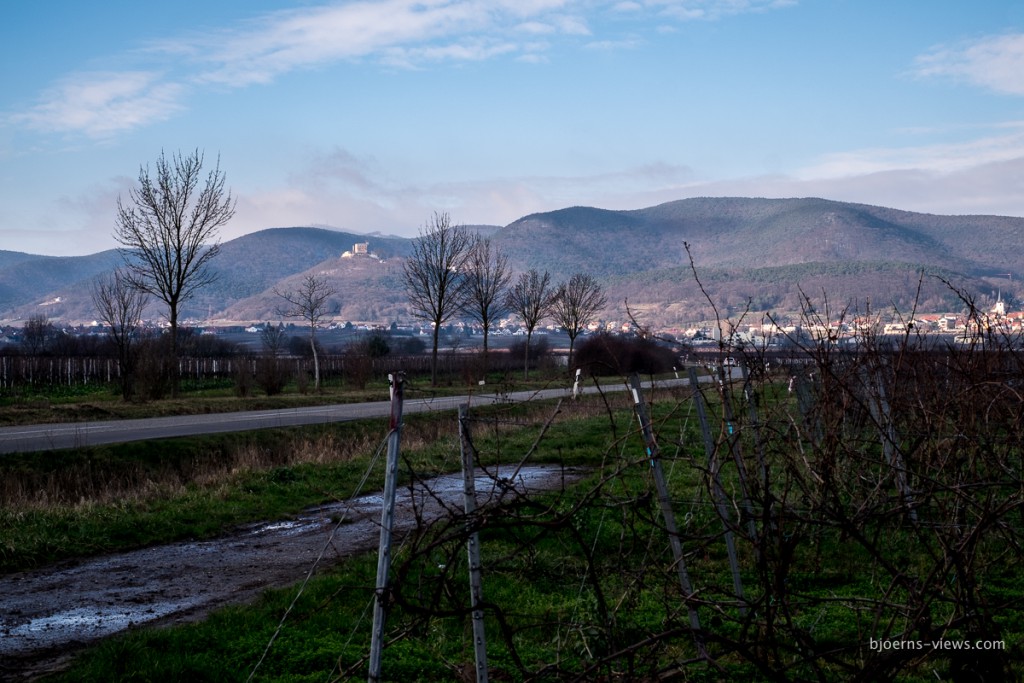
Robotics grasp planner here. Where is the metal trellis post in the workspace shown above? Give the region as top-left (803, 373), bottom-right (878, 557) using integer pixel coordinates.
top-left (628, 373), bottom-right (706, 657)
top-left (458, 404), bottom-right (489, 683)
top-left (368, 372), bottom-right (404, 683)
top-left (687, 367), bottom-right (746, 616)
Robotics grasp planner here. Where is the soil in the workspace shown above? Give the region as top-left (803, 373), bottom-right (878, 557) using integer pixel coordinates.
top-left (0, 463), bottom-right (584, 681)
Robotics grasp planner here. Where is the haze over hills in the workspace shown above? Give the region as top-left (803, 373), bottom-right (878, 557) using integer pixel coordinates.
top-left (1, 197), bottom-right (1021, 328)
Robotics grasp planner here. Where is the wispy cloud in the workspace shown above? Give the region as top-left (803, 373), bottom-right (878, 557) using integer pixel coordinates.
top-left (639, 0), bottom-right (797, 21)
top-left (188, 1), bottom-right (600, 82)
top-left (913, 32), bottom-right (1024, 96)
top-left (5, 0), bottom-right (795, 138)
top-left (230, 148), bottom-right (697, 236)
top-left (6, 71), bottom-right (184, 138)
top-left (799, 123), bottom-right (1024, 178)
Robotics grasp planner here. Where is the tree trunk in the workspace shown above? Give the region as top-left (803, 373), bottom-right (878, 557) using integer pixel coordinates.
top-left (431, 325), bottom-right (441, 386)
top-left (524, 330), bottom-right (533, 380)
top-left (310, 329), bottom-right (320, 391)
top-left (482, 325), bottom-right (490, 375)
top-left (169, 303), bottom-right (180, 397)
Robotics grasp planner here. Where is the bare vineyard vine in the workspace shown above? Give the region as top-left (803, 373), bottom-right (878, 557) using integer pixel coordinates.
top-left (328, 303), bottom-right (1023, 681)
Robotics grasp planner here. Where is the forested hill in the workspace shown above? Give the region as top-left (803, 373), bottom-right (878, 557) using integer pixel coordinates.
top-left (1, 198), bottom-right (1021, 325)
top-left (497, 197), bottom-right (1023, 279)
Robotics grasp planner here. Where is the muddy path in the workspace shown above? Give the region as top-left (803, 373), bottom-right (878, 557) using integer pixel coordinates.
top-left (0, 464), bottom-right (584, 681)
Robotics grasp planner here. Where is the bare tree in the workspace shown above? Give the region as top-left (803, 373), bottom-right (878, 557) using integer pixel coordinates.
top-left (114, 149), bottom-right (235, 394)
top-left (402, 212), bottom-right (472, 386)
top-left (92, 269), bottom-right (149, 400)
top-left (276, 275), bottom-right (336, 391)
top-left (20, 314), bottom-right (54, 356)
top-left (259, 322), bottom-right (287, 357)
top-left (552, 273), bottom-right (607, 370)
top-left (506, 269), bottom-right (555, 380)
top-left (460, 236), bottom-right (511, 373)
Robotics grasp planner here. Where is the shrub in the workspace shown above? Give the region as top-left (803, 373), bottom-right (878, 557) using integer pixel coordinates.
top-left (133, 338), bottom-right (172, 400)
top-left (508, 336), bottom-right (550, 363)
top-left (392, 335), bottom-right (426, 355)
top-left (574, 332), bottom-right (676, 376)
top-left (254, 356), bottom-right (289, 396)
top-left (232, 357), bottom-right (254, 397)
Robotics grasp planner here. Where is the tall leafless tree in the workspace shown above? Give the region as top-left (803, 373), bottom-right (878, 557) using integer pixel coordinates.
top-left (552, 272), bottom-right (607, 370)
top-left (114, 149), bottom-right (235, 394)
top-left (276, 275), bottom-right (336, 391)
top-left (506, 268), bottom-right (555, 380)
top-left (92, 269), bottom-right (149, 400)
top-left (460, 236), bottom-right (511, 373)
top-left (402, 212), bottom-right (472, 386)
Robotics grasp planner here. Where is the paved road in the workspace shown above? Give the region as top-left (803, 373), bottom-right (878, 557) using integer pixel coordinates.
top-left (0, 376), bottom-right (700, 454)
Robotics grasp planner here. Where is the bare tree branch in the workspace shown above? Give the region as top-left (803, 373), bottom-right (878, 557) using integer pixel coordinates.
top-left (402, 212), bottom-right (472, 386)
top-left (92, 269), bottom-right (149, 400)
top-left (551, 273), bottom-right (607, 370)
top-left (275, 274), bottom-right (337, 391)
top-left (114, 149), bottom-right (235, 393)
top-left (505, 269), bottom-right (555, 380)
top-left (460, 236), bottom-right (512, 372)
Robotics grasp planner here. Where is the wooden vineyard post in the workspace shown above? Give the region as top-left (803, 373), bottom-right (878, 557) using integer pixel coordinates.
top-left (628, 374), bottom-right (706, 657)
top-left (368, 373), bottom-right (404, 683)
top-left (458, 404), bottom-right (489, 683)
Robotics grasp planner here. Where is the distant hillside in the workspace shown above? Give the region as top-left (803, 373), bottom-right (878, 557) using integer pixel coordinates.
top-left (191, 227), bottom-right (412, 319)
top-left (492, 197), bottom-right (1023, 322)
top-left (0, 251), bottom-right (123, 322)
top-left (496, 197), bottom-right (1020, 278)
top-left (0, 228), bottom-right (412, 324)
top-left (0, 251), bottom-right (37, 270)
top-left (1, 198), bottom-right (1021, 326)
top-left (217, 253), bottom-right (409, 323)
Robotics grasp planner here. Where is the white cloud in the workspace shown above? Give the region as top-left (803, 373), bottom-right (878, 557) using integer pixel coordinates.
top-left (640, 0), bottom-right (797, 21)
top-left (231, 151), bottom-right (698, 237)
top-left (516, 21), bottom-right (557, 34)
top-left (798, 124), bottom-right (1024, 178)
top-left (189, 0), bottom-right (590, 85)
top-left (7, 71), bottom-right (185, 138)
top-left (913, 33), bottom-right (1024, 96)
top-left (586, 37), bottom-right (643, 50)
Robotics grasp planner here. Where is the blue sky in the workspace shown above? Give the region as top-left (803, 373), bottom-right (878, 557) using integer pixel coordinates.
top-left (3, 0), bottom-right (1024, 256)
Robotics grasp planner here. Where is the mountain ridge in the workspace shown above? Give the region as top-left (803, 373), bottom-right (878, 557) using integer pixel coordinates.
top-left (1, 197), bottom-right (1020, 326)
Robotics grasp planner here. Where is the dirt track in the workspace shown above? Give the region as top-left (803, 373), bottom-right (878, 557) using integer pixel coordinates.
top-left (0, 464), bottom-right (583, 681)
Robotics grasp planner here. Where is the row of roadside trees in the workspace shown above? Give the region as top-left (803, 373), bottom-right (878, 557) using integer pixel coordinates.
top-left (85, 149), bottom-right (608, 398)
top-left (402, 211), bottom-right (607, 384)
